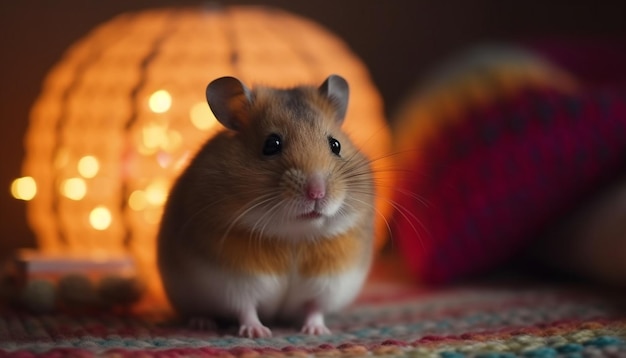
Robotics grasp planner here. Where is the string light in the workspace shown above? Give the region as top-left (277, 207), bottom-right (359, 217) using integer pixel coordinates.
top-left (148, 90), bottom-right (172, 113)
top-left (189, 102), bottom-right (217, 131)
top-left (11, 176), bottom-right (37, 201)
top-left (128, 190), bottom-right (148, 211)
top-left (89, 206), bottom-right (112, 231)
top-left (77, 156), bottom-right (100, 178)
top-left (16, 6), bottom-right (392, 309)
top-left (144, 179), bottom-right (169, 207)
top-left (61, 178), bottom-right (87, 200)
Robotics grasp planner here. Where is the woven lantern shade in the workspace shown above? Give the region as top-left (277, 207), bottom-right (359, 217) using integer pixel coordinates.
top-left (14, 5), bottom-right (392, 307)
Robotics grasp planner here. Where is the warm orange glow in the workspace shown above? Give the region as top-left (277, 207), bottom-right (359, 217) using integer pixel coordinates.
top-left (20, 6), bottom-right (393, 312)
top-left (61, 177), bottom-right (87, 200)
top-left (77, 156), bottom-right (100, 178)
top-left (163, 130), bottom-right (182, 152)
top-left (141, 123), bottom-right (168, 151)
top-left (145, 179), bottom-right (168, 206)
top-left (89, 206), bottom-right (112, 231)
top-left (143, 208), bottom-right (163, 225)
top-left (11, 176), bottom-right (37, 201)
top-left (128, 190), bottom-right (148, 211)
top-left (54, 149), bottom-right (70, 170)
top-left (149, 90), bottom-right (172, 113)
top-left (190, 102), bottom-right (218, 131)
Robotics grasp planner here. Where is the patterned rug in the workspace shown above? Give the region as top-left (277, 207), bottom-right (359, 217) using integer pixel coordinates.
top-left (2, 279), bottom-right (626, 357)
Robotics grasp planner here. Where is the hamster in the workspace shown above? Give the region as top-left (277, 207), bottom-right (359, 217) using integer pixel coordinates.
top-left (157, 75), bottom-right (375, 338)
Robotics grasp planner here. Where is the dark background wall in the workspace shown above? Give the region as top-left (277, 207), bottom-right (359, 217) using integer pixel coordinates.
top-left (1, 0), bottom-right (625, 257)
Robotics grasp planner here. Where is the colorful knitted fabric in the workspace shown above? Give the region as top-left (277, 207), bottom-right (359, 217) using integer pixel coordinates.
top-left (2, 283), bottom-right (625, 357)
top-left (391, 48), bottom-right (626, 284)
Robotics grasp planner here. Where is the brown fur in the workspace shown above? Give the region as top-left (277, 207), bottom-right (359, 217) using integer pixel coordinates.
top-left (297, 228), bottom-right (364, 277)
top-left (157, 76), bottom-right (375, 327)
top-left (193, 227), bottom-right (364, 276)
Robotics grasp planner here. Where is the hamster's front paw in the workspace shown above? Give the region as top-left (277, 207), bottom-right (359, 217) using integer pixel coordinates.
top-left (301, 310), bottom-right (331, 335)
top-left (239, 323), bottom-right (272, 338)
top-left (301, 323), bottom-right (331, 335)
top-left (238, 306), bottom-right (272, 338)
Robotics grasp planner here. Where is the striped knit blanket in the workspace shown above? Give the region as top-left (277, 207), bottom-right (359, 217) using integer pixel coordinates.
top-left (2, 281), bottom-right (625, 357)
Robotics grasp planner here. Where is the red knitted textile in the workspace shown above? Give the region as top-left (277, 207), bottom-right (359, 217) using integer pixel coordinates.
top-left (394, 87), bottom-right (626, 283)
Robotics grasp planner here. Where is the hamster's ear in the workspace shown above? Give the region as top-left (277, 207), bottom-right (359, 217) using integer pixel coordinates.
top-left (319, 74), bottom-right (350, 125)
top-left (206, 76), bottom-right (252, 131)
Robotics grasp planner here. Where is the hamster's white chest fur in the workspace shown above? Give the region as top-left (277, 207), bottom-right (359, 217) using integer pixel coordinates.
top-left (161, 254), bottom-right (368, 322)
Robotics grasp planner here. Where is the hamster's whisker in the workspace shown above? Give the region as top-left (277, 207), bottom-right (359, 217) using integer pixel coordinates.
top-left (336, 155), bottom-right (373, 174)
top-left (337, 153), bottom-right (372, 175)
top-left (365, 149), bottom-right (410, 163)
top-left (218, 193), bottom-right (279, 252)
top-left (346, 184), bottom-right (428, 249)
top-left (341, 162), bottom-right (431, 208)
top-left (344, 197), bottom-right (393, 241)
top-left (386, 198), bottom-right (428, 250)
top-left (332, 142), bottom-right (371, 173)
top-left (340, 170), bottom-right (374, 182)
top-left (175, 195), bottom-right (235, 238)
top-left (366, 149), bottom-right (440, 178)
top-left (249, 196), bottom-right (285, 244)
top-left (284, 199), bottom-right (299, 223)
top-left (382, 182), bottom-right (430, 208)
top-left (392, 187), bottom-right (430, 208)
top-left (176, 187), bottom-right (281, 238)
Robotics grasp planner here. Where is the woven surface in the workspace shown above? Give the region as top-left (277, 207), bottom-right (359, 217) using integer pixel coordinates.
top-left (2, 279), bottom-right (625, 357)
top-left (394, 85), bottom-right (626, 285)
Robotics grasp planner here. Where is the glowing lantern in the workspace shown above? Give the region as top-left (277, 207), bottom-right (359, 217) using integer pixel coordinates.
top-left (16, 5), bottom-right (393, 308)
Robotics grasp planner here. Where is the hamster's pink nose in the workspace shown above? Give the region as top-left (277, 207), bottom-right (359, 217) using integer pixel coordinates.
top-left (306, 173), bottom-right (326, 200)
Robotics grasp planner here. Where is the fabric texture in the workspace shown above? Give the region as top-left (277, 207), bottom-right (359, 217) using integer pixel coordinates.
top-left (394, 86), bottom-right (626, 284)
top-left (2, 282), bottom-right (626, 357)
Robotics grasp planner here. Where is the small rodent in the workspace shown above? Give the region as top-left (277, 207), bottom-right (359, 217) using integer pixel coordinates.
top-left (157, 75), bottom-right (375, 338)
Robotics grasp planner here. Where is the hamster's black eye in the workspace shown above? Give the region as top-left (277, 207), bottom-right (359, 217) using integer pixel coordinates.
top-left (328, 136), bottom-right (341, 156)
top-left (263, 133), bottom-right (282, 156)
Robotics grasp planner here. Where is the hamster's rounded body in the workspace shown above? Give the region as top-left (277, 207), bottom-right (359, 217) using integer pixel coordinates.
top-left (157, 75), bottom-right (375, 337)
